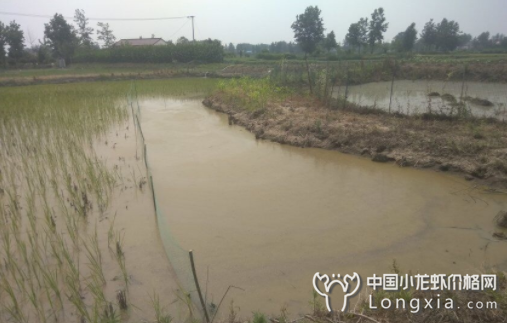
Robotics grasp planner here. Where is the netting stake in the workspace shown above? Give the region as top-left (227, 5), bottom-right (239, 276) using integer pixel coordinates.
top-left (149, 175), bottom-right (156, 211)
top-left (189, 250), bottom-right (210, 323)
top-left (388, 61), bottom-right (396, 114)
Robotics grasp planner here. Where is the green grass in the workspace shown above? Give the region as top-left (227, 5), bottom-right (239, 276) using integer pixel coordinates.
top-left (216, 77), bottom-right (294, 111)
top-left (1, 52), bottom-right (507, 83)
top-left (0, 62), bottom-right (230, 78)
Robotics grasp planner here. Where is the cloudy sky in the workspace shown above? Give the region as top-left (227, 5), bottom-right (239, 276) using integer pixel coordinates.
top-left (1, 0), bottom-right (506, 46)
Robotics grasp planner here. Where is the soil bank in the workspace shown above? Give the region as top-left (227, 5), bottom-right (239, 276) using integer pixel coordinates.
top-left (203, 94), bottom-right (507, 190)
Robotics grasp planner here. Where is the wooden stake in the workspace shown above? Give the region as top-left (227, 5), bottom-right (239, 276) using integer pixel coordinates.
top-left (189, 250), bottom-right (210, 323)
top-left (388, 62), bottom-right (396, 114)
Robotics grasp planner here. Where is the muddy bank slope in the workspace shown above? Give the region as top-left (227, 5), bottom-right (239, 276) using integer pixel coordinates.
top-left (203, 94), bottom-right (507, 189)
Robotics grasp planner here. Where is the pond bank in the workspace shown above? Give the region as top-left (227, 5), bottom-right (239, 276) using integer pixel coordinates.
top-left (0, 70), bottom-right (230, 87)
top-left (203, 94), bottom-right (507, 190)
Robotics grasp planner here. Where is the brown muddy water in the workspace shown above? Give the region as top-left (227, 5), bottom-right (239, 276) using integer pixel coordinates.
top-left (333, 80), bottom-right (507, 119)
top-left (140, 97), bottom-right (507, 317)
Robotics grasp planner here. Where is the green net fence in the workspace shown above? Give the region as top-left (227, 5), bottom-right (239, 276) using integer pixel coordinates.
top-left (127, 82), bottom-right (205, 320)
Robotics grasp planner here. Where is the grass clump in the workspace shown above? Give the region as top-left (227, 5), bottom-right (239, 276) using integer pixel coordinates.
top-left (463, 96), bottom-right (495, 107)
top-left (216, 77), bottom-right (293, 112)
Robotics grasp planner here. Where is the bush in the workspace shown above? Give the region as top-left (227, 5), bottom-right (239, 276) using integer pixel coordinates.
top-left (256, 52), bottom-right (297, 60)
top-left (73, 42), bottom-right (224, 64)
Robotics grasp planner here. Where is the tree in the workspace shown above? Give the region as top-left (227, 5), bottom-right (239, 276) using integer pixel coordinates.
top-left (457, 33), bottom-right (472, 48)
top-left (420, 19), bottom-right (437, 50)
top-left (358, 18), bottom-right (369, 49)
top-left (345, 23), bottom-right (361, 51)
top-left (402, 23), bottom-right (417, 52)
top-left (36, 38), bottom-right (51, 64)
top-left (0, 22), bottom-right (7, 66)
top-left (74, 9), bottom-right (94, 47)
top-left (475, 32), bottom-right (491, 50)
top-left (227, 43), bottom-right (235, 53)
top-left (367, 7), bottom-right (388, 53)
top-left (345, 18), bottom-right (368, 53)
top-left (44, 14), bottom-right (78, 63)
top-left (392, 32), bottom-right (405, 52)
top-left (5, 20), bottom-right (25, 62)
top-left (291, 6), bottom-right (325, 56)
top-left (97, 22), bottom-right (116, 48)
top-left (323, 31), bottom-right (337, 52)
top-left (491, 33), bottom-right (505, 47)
top-left (435, 18), bottom-right (460, 51)
top-left (177, 36), bottom-right (189, 44)
top-left (291, 6), bottom-right (325, 94)
top-left (270, 41), bottom-right (291, 53)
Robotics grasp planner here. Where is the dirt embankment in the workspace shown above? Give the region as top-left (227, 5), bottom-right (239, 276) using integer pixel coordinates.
top-left (3, 60), bottom-right (507, 87)
top-left (0, 70), bottom-right (230, 87)
top-left (203, 94), bottom-right (507, 189)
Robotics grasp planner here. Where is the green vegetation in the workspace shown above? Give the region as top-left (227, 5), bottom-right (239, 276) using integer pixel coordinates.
top-left (345, 18), bottom-right (369, 54)
top-left (44, 13), bottom-right (79, 63)
top-left (1, 3), bottom-right (507, 69)
top-left (392, 23), bottom-right (418, 52)
top-left (291, 6), bottom-right (325, 93)
top-left (74, 9), bottom-right (94, 48)
top-left (0, 62), bottom-right (228, 78)
top-left (4, 20), bottom-right (24, 63)
top-left (252, 312), bottom-right (268, 323)
top-left (0, 21), bottom-right (6, 66)
top-left (0, 82), bottom-right (128, 322)
top-left (256, 52), bottom-right (297, 61)
top-left (291, 6), bottom-right (325, 56)
top-left (96, 22), bottom-right (116, 48)
top-left (420, 18), bottom-right (461, 51)
top-left (367, 8), bottom-right (389, 54)
top-left (216, 77), bottom-right (292, 111)
top-left (0, 78), bottom-right (218, 322)
top-left (74, 42), bottom-right (224, 64)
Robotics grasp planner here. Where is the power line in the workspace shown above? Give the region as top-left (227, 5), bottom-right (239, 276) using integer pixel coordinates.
top-left (169, 20), bottom-right (189, 39)
top-left (0, 11), bottom-right (189, 21)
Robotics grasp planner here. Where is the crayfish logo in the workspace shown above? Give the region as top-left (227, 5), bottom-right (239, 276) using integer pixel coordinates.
top-left (312, 272), bottom-right (362, 312)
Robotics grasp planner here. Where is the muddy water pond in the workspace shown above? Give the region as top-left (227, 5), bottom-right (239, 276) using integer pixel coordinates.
top-left (140, 97), bottom-right (507, 317)
top-left (334, 80), bottom-right (507, 119)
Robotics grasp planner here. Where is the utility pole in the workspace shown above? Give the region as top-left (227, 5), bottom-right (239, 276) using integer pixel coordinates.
top-left (188, 15), bottom-right (195, 41)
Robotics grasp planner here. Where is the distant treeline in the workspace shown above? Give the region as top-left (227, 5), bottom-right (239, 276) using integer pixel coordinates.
top-left (224, 8), bottom-right (507, 58)
top-left (225, 42), bottom-right (303, 56)
top-left (73, 42), bottom-right (224, 64)
top-left (0, 11), bottom-right (224, 66)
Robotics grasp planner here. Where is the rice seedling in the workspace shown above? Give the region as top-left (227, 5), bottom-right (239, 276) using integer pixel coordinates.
top-left (151, 292), bottom-right (173, 323)
top-left (114, 231), bottom-right (129, 289)
top-left (0, 78), bottom-right (219, 322)
top-left (83, 225), bottom-right (106, 284)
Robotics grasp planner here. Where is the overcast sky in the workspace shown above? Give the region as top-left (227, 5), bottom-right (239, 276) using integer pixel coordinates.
top-left (1, 0), bottom-right (506, 46)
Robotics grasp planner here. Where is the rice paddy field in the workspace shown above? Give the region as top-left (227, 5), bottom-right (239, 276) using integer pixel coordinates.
top-left (0, 79), bottom-right (218, 323)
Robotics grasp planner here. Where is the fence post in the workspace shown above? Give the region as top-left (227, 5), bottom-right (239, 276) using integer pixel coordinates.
top-left (388, 61), bottom-right (396, 114)
top-left (460, 64), bottom-right (466, 99)
top-left (460, 64), bottom-right (467, 116)
top-left (344, 64), bottom-right (349, 109)
top-left (189, 250), bottom-right (210, 323)
top-left (149, 175), bottom-right (156, 210)
top-left (328, 67), bottom-right (336, 108)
